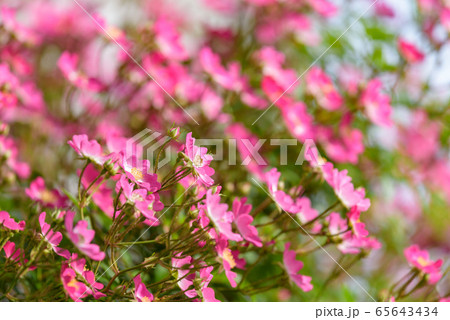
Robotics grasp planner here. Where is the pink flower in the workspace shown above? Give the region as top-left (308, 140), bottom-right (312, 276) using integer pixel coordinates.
top-left (0, 210), bottom-right (25, 231)
top-left (0, 135), bottom-right (30, 179)
top-left (25, 177), bottom-right (68, 208)
top-left (203, 0), bottom-right (238, 13)
top-left (27, 2), bottom-right (98, 40)
top-left (68, 134), bottom-right (106, 165)
top-left (65, 211), bottom-right (105, 261)
top-left (375, 2), bottom-right (395, 18)
top-left (392, 184), bottom-right (422, 220)
top-left (201, 287), bottom-right (220, 302)
top-left (338, 65), bottom-right (364, 95)
top-left (3, 241), bottom-right (36, 270)
top-left (3, 241), bottom-right (19, 261)
top-left (205, 189), bottom-right (242, 242)
top-left (171, 253), bottom-right (196, 297)
top-left (92, 14), bottom-right (132, 62)
top-left (199, 47), bottom-right (231, 86)
top-left (257, 47), bottom-right (298, 92)
top-left (3, 241), bottom-right (22, 265)
top-left (440, 8), bottom-right (450, 32)
top-left (317, 115), bottom-right (364, 164)
top-left (199, 47), bottom-right (244, 92)
top-left (262, 75), bottom-right (286, 103)
top-left (200, 87), bottom-right (224, 121)
top-left (360, 79), bottom-right (392, 127)
top-left (192, 264), bottom-right (218, 301)
top-left (417, 0), bottom-right (440, 12)
top-left (241, 85), bottom-right (267, 109)
top-left (215, 234), bottom-right (240, 287)
top-left (347, 207), bottom-right (369, 238)
top-left (179, 173), bottom-right (208, 199)
top-left (398, 39), bottom-right (425, 64)
top-left (264, 168), bottom-right (299, 213)
top-left (0, 7), bottom-right (39, 44)
top-left (39, 212), bottom-right (70, 259)
top-left (171, 258), bottom-right (218, 301)
top-left (321, 162), bottom-right (371, 212)
top-left (404, 245), bottom-right (443, 284)
top-left (425, 159), bottom-right (450, 204)
top-left (327, 212), bottom-right (348, 236)
top-left (306, 67), bottom-right (343, 111)
top-left (232, 198), bottom-right (262, 247)
top-left (283, 243), bottom-right (313, 292)
top-left (198, 264), bottom-right (214, 290)
top-left (295, 197), bottom-right (319, 224)
top-left (0, 91), bottom-right (17, 109)
top-left (283, 13), bottom-right (321, 47)
top-left (57, 51), bottom-right (103, 92)
top-left (118, 175), bottom-right (163, 224)
top-left (0, 61), bottom-right (19, 89)
top-left (60, 264), bottom-right (89, 301)
top-left (184, 132), bottom-right (215, 187)
top-left (307, 0), bottom-right (338, 17)
top-left (279, 101), bottom-right (315, 142)
top-left (154, 18), bottom-right (189, 61)
top-left (81, 164), bottom-right (115, 217)
top-left (399, 110), bottom-right (440, 163)
top-left (133, 274), bottom-right (154, 302)
top-left (69, 254), bottom-right (105, 299)
top-left (245, 0), bottom-right (278, 6)
top-left (327, 213), bottom-right (381, 254)
top-left (265, 168), bottom-right (320, 220)
top-left (121, 156), bottom-right (161, 192)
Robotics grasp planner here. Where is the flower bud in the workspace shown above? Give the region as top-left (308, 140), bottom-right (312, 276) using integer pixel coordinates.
top-left (178, 152), bottom-right (190, 162)
top-left (0, 123), bottom-right (9, 135)
top-left (188, 185), bottom-right (198, 197)
top-left (193, 278), bottom-right (203, 289)
top-left (4, 171), bottom-right (15, 185)
top-left (188, 209), bottom-right (199, 219)
top-left (103, 159), bottom-right (118, 175)
top-left (1, 149), bottom-right (11, 161)
top-left (210, 185), bottom-right (219, 194)
top-left (168, 126), bottom-right (180, 139)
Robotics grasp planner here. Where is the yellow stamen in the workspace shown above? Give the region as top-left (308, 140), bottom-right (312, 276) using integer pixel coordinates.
top-left (108, 26), bottom-right (122, 40)
top-left (41, 190), bottom-right (57, 204)
top-left (222, 248), bottom-right (236, 269)
top-left (193, 154), bottom-right (203, 167)
top-left (67, 278), bottom-right (80, 290)
top-left (417, 256), bottom-right (430, 267)
top-left (141, 296), bottom-right (151, 302)
top-left (131, 167), bottom-right (144, 181)
top-left (322, 83), bottom-right (334, 94)
top-left (132, 193), bottom-right (144, 202)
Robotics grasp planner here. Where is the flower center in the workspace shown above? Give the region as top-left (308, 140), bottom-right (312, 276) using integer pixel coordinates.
top-left (417, 256), bottom-right (430, 267)
top-left (222, 248), bottom-right (236, 269)
top-left (67, 278), bottom-right (80, 290)
top-left (132, 193), bottom-right (144, 202)
top-left (108, 26), bottom-right (122, 40)
top-left (41, 190), bottom-right (56, 204)
top-left (193, 154), bottom-right (203, 167)
top-left (319, 83), bottom-right (332, 95)
top-left (131, 167), bottom-right (144, 181)
top-left (141, 296), bottom-right (151, 302)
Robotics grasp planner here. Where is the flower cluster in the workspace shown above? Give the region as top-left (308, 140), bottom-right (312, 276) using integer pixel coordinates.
top-left (0, 0), bottom-right (448, 302)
